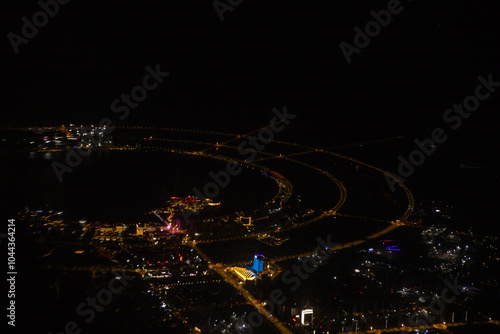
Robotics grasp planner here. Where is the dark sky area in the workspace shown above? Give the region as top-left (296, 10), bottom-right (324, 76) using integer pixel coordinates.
top-left (2, 0), bottom-right (500, 149)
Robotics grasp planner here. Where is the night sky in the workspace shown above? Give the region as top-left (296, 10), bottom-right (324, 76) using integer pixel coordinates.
top-left (3, 1), bottom-right (500, 148)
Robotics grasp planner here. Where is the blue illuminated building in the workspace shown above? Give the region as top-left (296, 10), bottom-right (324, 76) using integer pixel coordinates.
top-left (249, 254), bottom-right (264, 273)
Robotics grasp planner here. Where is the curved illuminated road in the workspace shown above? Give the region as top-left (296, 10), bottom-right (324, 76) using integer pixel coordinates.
top-left (32, 125), bottom-right (415, 334)
top-left (104, 127), bottom-right (414, 333)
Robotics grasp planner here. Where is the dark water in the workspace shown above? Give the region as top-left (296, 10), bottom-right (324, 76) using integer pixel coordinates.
top-left (0, 150), bottom-right (278, 223)
top-left (2, 134), bottom-right (497, 234)
top-left (338, 137), bottom-right (500, 234)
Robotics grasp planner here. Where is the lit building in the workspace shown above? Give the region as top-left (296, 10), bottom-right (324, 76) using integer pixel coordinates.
top-left (232, 267), bottom-right (257, 281)
top-left (136, 224), bottom-right (146, 236)
top-left (301, 309), bottom-right (313, 325)
top-left (250, 254), bottom-right (264, 273)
